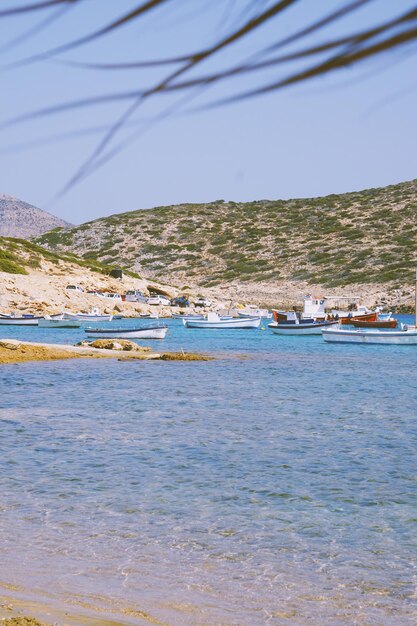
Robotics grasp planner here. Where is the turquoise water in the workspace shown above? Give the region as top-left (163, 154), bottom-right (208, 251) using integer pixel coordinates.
top-left (0, 318), bottom-right (416, 625)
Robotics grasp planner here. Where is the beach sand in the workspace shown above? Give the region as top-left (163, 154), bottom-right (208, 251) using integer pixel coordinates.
top-left (0, 585), bottom-right (171, 626)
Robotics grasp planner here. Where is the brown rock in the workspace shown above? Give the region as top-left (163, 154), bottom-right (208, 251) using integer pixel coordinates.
top-left (87, 339), bottom-right (150, 352)
top-left (0, 341), bottom-right (19, 351)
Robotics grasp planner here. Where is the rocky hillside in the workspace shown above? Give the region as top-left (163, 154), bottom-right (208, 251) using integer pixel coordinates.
top-left (36, 179), bottom-right (417, 306)
top-left (0, 236), bottom-right (177, 315)
top-left (0, 194), bottom-right (71, 238)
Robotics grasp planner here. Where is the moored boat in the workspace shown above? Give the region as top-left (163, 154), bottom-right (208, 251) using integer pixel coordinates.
top-left (322, 325), bottom-right (417, 345)
top-left (85, 324), bottom-right (168, 339)
top-left (271, 297), bottom-right (338, 334)
top-left (38, 317), bottom-right (81, 328)
top-left (171, 313), bottom-right (205, 320)
top-left (350, 318), bottom-right (397, 329)
top-left (184, 312), bottom-right (261, 329)
top-left (0, 315), bottom-right (44, 326)
top-left (269, 311), bottom-right (338, 335)
top-left (339, 311), bottom-right (378, 324)
top-left (63, 307), bottom-right (113, 322)
top-left (322, 269), bottom-right (417, 345)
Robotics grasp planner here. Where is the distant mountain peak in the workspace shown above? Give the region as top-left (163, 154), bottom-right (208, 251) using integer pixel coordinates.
top-left (0, 194), bottom-right (72, 239)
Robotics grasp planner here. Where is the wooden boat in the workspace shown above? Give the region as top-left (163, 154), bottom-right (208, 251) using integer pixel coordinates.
top-left (339, 311), bottom-right (378, 324)
top-left (63, 307), bottom-right (113, 322)
top-left (38, 317), bottom-right (81, 328)
top-left (0, 315), bottom-right (44, 326)
top-left (322, 325), bottom-right (417, 345)
top-left (85, 324), bottom-right (168, 339)
top-left (350, 318), bottom-right (397, 329)
top-left (183, 312), bottom-right (261, 329)
top-left (269, 312), bottom-right (338, 335)
top-left (323, 269), bottom-right (417, 345)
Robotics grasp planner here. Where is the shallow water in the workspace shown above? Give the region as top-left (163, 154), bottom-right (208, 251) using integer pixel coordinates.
top-left (0, 318), bottom-right (416, 624)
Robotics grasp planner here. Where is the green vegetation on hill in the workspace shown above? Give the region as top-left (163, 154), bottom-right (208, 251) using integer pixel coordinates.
top-left (36, 180), bottom-right (417, 288)
top-left (0, 237), bottom-right (140, 278)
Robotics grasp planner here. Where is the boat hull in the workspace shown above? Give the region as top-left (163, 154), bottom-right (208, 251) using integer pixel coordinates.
top-left (184, 317), bottom-right (261, 329)
top-left (171, 313), bottom-right (205, 320)
top-left (350, 319), bottom-right (397, 329)
top-left (0, 316), bottom-right (44, 326)
top-left (339, 312), bottom-right (378, 324)
top-left (85, 326), bottom-right (168, 339)
top-left (322, 327), bottom-right (417, 345)
top-left (268, 321), bottom-right (337, 335)
top-left (38, 319), bottom-right (81, 328)
top-left (63, 313), bottom-right (113, 322)
top-left (238, 309), bottom-right (271, 318)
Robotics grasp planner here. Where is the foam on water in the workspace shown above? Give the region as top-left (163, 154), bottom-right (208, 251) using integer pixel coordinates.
top-left (0, 318), bottom-right (416, 624)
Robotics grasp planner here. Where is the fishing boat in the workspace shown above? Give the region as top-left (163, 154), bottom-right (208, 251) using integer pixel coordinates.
top-left (322, 324), bottom-right (417, 344)
top-left (38, 317), bottom-right (81, 329)
top-left (85, 324), bottom-right (168, 339)
top-left (0, 315), bottom-right (44, 326)
top-left (339, 311), bottom-right (378, 324)
top-left (62, 307), bottom-right (113, 322)
top-left (350, 318), bottom-right (397, 329)
top-left (322, 270), bottom-right (417, 345)
top-left (327, 302), bottom-right (378, 323)
top-left (272, 296), bottom-right (328, 324)
top-left (183, 312), bottom-right (261, 329)
top-left (269, 311), bottom-right (338, 335)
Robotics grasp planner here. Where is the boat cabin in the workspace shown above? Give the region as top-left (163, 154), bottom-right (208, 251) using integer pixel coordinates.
top-left (302, 295), bottom-right (326, 320)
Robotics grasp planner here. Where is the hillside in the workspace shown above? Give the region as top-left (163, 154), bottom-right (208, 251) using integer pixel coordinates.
top-left (0, 194), bottom-right (71, 238)
top-left (0, 237), bottom-right (176, 315)
top-left (36, 180), bottom-right (417, 306)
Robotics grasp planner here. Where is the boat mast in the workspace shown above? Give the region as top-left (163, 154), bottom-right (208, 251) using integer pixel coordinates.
top-left (415, 267), bottom-right (417, 328)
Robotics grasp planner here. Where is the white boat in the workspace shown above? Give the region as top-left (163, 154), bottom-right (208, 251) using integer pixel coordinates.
top-left (0, 315), bottom-right (44, 326)
top-left (269, 306), bottom-right (338, 335)
top-left (183, 312), bottom-right (261, 329)
top-left (322, 324), bottom-right (417, 345)
top-left (322, 269), bottom-right (417, 345)
top-left (302, 295), bottom-right (327, 320)
top-left (38, 317), bottom-right (81, 329)
top-left (269, 317), bottom-right (337, 335)
top-left (85, 324), bottom-right (168, 339)
top-left (63, 307), bottom-right (113, 322)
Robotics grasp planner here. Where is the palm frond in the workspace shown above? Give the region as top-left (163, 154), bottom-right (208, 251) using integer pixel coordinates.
top-left (2, 0), bottom-right (417, 193)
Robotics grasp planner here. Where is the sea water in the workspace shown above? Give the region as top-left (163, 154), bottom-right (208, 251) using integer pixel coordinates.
top-left (0, 318), bottom-right (416, 625)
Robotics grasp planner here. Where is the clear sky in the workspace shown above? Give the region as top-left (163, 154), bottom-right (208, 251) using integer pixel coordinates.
top-left (0, 0), bottom-right (416, 224)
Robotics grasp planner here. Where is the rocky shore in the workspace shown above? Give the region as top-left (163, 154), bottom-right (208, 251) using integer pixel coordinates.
top-left (0, 339), bottom-right (209, 365)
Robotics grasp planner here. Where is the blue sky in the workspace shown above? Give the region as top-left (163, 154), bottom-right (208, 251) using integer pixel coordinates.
top-left (0, 0), bottom-right (416, 224)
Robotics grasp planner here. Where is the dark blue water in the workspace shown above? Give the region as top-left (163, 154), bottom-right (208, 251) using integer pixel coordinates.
top-left (0, 318), bottom-right (416, 625)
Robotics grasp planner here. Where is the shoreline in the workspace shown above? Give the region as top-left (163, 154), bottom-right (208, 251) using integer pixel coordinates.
top-left (0, 339), bottom-right (211, 364)
top-left (0, 586), bottom-right (148, 626)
